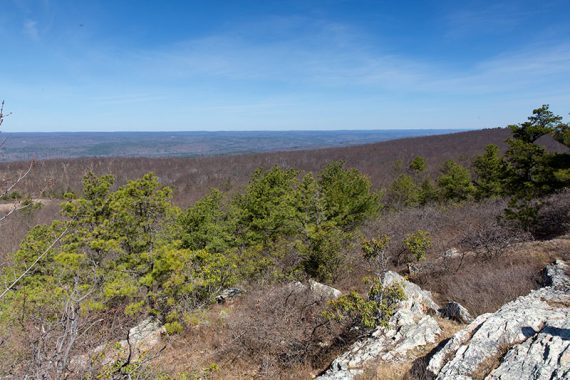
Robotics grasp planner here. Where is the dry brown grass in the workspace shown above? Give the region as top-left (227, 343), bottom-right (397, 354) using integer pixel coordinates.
top-left (150, 304), bottom-right (240, 379)
top-left (151, 284), bottom-right (347, 379)
top-left (414, 237), bottom-right (570, 315)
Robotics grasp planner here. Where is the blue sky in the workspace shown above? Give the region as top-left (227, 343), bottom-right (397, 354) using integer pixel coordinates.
top-left (1, 0), bottom-right (570, 132)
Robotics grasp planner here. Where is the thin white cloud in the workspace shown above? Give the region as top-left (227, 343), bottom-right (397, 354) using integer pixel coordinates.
top-left (117, 29), bottom-right (570, 98)
top-left (421, 44), bottom-right (570, 95)
top-left (89, 93), bottom-right (166, 106)
top-left (444, 3), bottom-right (526, 38)
top-left (23, 19), bottom-right (39, 40)
top-left (11, 13), bottom-right (570, 101)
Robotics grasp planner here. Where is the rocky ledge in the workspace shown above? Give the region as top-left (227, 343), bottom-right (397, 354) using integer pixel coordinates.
top-left (427, 259), bottom-right (570, 380)
top-left (318, 260), bottom-right (570, 380)
top-left (317, 271), bottom-right (443, 380)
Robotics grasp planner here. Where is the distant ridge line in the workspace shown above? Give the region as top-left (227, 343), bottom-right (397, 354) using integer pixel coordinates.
top-left (0, 129), bottom-right (468, 162)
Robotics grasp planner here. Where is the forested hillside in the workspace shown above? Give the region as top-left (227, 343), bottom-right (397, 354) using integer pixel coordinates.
top-left (0, 106), bottom-right (569, 379)
top-left (0, 128), bottom-right (512, 206)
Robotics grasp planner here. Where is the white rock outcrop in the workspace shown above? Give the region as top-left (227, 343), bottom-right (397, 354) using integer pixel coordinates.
top-left (286, 280), bottom-right (342, 300)
top-left (309, 279), bottom-right (343, 299)
top-left (216, 287), bottom-right (243, 303)
top-left (488, 319), bottom-right (570, 380)
top-left (317, 271), bottom-right (442, 380)
top-left (427, 259), bottom-right (570, 380)
top-left (124, 317), bottom-right (165, 354)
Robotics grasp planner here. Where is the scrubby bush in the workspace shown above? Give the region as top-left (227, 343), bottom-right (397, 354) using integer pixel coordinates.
top-left (387, 174), bottom-right (420, 208)
top-left (409, 156), bottom-right (427, 173)
top-left (299, 225), bottom-right (345, 283)
top-left (459, 220), bottom-right (531, 261)
top-left (403, 229), bottom-right (432, 262)
top-left (323, 278), bottom-right (405, 329)
top-left (222, 284), bottom-right (339, 377)
top-left (361, 235), bottom-right (391, 275)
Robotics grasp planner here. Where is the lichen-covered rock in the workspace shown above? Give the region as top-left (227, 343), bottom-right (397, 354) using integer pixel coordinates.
top-left (382, 271), bottom-right (440, 315)
top-left (439, 301), bottom-right (474, 324)
top-left (488, 317), bottom-right (570, 380)
top-left (126, 317), bottom-right (165, 352)
top-left (317, 271), bottom-right (441, 380)
top-left (427, 259), bottom-right (570, 380)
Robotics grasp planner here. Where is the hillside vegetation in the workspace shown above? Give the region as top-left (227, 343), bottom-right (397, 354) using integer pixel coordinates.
top-left (0, 106), bottom-right (569, 379)
top-left (0, 128), bottom-right (512, 207)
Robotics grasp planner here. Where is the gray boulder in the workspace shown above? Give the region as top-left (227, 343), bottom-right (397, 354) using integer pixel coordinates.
top-left (309, 279), bottom-right (342, 299)
top-left (543, 259), bottom-right (570, 289)
top-left (126, 317), bottom-right (164, 350)
top-left (286, 280), bottom-right (341, 300)
top-left (439, 301), bottom-right (474, 324)
top-left (70, 317), bottom-right (165, 370)
top-left (444, 248), bottom-right (461, 258)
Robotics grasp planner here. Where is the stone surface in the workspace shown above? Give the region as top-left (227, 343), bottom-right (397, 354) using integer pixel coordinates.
top-left (216, 287), bottom-right (243, 303)
top-left (286, 280), bottom-right (341, 300)
top-left (439, 301), bottom-right (474, 324)
top-left (309, 279), bottom-right (342, 299)
top-left (126, 317), bottom-right (165, 352)
top-left (427, 259), bottom-right (570, 380)
top-left (427, 313), bottom-right (492, 376)
top-left (382, 271), bottom-right (440, 315)
top-left (444, 248), bottom-right (461, 258)
top-left (317, 271), bottom-right (441, 380)
top-left (70, 317), bottom-right (166, 370)
top-left (488, 318), bottom-right (570, 380)
top-left (543, 259), bottom-right (570, 289)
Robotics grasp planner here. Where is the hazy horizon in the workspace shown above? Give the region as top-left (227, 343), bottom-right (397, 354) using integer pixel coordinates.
top-left (2, 128), bottom-right (472, 134)
top-left (0, 129), bottom-right (462, 161)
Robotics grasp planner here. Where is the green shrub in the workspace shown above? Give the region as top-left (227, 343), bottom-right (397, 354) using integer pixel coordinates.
top-left (323, 278), bottom-right (405, 329)
top-left (403, 230), bottom-right (432, 261)
top-left (437, 160), bottom-right (475, 202)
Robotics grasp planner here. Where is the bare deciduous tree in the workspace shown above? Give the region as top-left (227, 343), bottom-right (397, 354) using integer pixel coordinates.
top-left (30, 278), bottom-right (96, 379)
top-left (0, 100), bottom-right (34, 224)
top-left (459, 220), bottom-right (531, 262)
